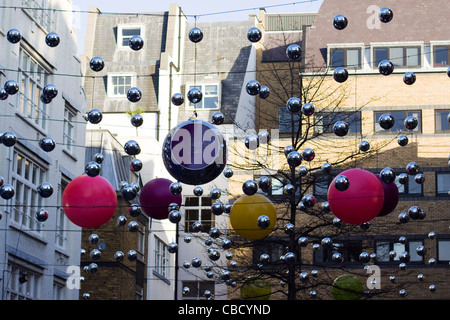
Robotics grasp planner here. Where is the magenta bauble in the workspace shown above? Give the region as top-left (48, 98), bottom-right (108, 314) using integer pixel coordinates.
top-left (62, 175), bottom-right (117, 228)
top-left (327, 169), bottom-right (384, 225)
top-left (139, 178), bottom-right (182, 219)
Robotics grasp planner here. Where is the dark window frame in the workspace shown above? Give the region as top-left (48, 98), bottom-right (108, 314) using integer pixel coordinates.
top-left (436, 172), bottom-right (450, 196)
top-left (315, 111), bottom-right (362, 135)
top-left (433, 45), bottom-right (450, 67)
top-left (435, 109), bottom-right (450, 133)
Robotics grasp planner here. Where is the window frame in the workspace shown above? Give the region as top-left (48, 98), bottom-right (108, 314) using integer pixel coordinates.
top-left (107, 73), bottom-right (137, 98)
top-left (10, 149), bottom-right (48, 235)
top-left (183, 196), bottom-right (215, 233)
top-left (181, 280), bottom-right (215, 300)
top-left (435, 109), bottom-right (450, 133)
top-left (279, 106), bottom-right (300, 134)
top-left (372, 45), bottom-right (421, 68)
top-left (395, 173), bottom-right (423, 196)
top-left (330, 47), bottom-right (362, 69)
top-left (314, 111), bottom-right (362, 135)
top-left (185, 83), bottom-right (221, 110)
top-left (437, 238), bottom-right (450, 263)
top-left (374, 238), bottom-right (424, 264)
top-left (6, 262), bottom-right (42, 300)
top-left (436, 172), bottom-right (450, 196)
top-left (374, 110), bottom-right (422, 133)
top-left (117, 24), bottom-right (145, 49)
top-left (154, 236), bottom-right (169, 279)
top-left (22, 0), bottom-right (55, 32)
top-left (313, 239), bottom-right (363, 265)
top-left (432, 44), bottom-right (450, 67)
top-left (63, 102), bottom-right (77, 152)
top-left (17, 47), bottom-right (51, 131)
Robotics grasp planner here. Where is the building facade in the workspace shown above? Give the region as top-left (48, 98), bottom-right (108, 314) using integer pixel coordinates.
top-left (227, 1), bottom-right (450, 300)
top-left (0, 0), bottom-right (86, 300)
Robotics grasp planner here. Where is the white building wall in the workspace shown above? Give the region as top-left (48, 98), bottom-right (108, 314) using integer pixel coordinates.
top-left (0, 0), bottom-right (86, 300)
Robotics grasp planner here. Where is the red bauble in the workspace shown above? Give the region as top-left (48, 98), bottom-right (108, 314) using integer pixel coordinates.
top-left (327, 168), bottom-right (384, 225)
top-left (375, 174), bottom-right (399, 217)
top-left (62, 175), bottom-right (117, 228)
top-left (139, 178), bottom-right (182, 220)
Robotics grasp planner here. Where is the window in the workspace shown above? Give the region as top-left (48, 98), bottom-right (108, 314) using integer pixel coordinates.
top-left (313, 240), bottom-right (362, 264)
top-left (437, 239), bottom-right (450, 262)
top-left (330, 48), bottom-right (361, 68)
top-left (435, 110), bottom-right (450, 132)
top-left (395, 174), bottom-right (423, 195)
top-left (154, 237), bottom-right (169, 279)
top-left (373, 46), bottom-right (420, 67)
top-left (117, 25), bottom-right (143, 48)
top-left (375, 111), bottom-right (422, 133)
top-left (182, 281), bottom-right (215, 300)
top-left (55, 179), bottom-right (68, 249)
top-left (107, 74), bottom-right (135, 98)
top-left (375, 239), bottom-right (423, 263)
top-left (433, 46), bottom-right (449, 66)
top-left (11, 150), bottom-right (47, 233)
top-left (184, 196), bottom-right (214, 233)
top-left (22, 0), bottom-right (54, 31)
top-left (315, 112), bottom-right (361, 135)
top-left (252, 241), bottom-right (288, 264)
top-left (313, 174), bottom-right (333, 200)
top-left (436, 172), bottom-right (450, 196)
top-left (187, 84), bottom-right (221, 109)
top-left (6, 263), bottom-right (42, 300)
top-left (18, 48), bottom-right (50, 129)
top-left (63, 103), bottom-right (76, 152)
top-left (279, 107), bottom-right (300, 134)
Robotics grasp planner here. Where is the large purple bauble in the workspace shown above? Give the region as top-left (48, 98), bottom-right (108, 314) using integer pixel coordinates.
top-left (139, 178), bottom-right (182, 220)
top-left (375, 174), bottom-right (399, 217)
top-left (162, 120), bottom-right (227, 185)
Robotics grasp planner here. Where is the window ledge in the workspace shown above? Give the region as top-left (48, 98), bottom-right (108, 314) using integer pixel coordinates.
top-left (152, 269), bottom-right (171, 285)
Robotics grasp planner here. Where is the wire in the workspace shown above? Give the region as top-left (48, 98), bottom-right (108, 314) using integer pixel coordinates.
top-left (0, 1), bottom-right (320, 20)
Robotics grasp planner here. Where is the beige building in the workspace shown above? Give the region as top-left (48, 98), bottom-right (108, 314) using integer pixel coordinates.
top-left (227, 0), bottom-right (450, 300)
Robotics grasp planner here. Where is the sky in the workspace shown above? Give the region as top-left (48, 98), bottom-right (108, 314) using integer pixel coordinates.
top-left (72, 0), bottom-right (324, 54)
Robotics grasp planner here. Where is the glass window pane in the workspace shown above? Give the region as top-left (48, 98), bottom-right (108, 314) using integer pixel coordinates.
top-left (201, 197), bottom-right (212, 207)
top-left (347, 112), bottom-right (361, 132)
top-left (271, 178), bottom-right (284, 195)
top-left (331, 49), bottom-right (344, 68)
top-left (434, 46), bottom-right (448, 66)
top-left (204, 97), bottom-right (218, 109)
top-left (408, 175), bottom-right (422, 194)
top-left (346, 49), bottom-right (360, 68)
top-left (438, 240), bottom-right (450, 261)
top-left (408, 111), bottom-right (421, 132)
top-left (437, 173), bottom-right (450, 195)
top-left (374, 48), bottom-right (388, 66)
top-left (122, 28), bottom-right (140, 37)
top-left (436, 110), bottom-right (450, 131)
top-left (409, 241), bottom-right (423, 262)
top-left (205, 85), bottom-right (217, 95)
top-left (393, 242), bottom-right (406, 261)
top-left (185, 197), bottom-right (199, 206)
top-left (406, 47), bottom-right (419, 66)
top-left (390, 47), bottom-right (404, 66)
top-left (376, 242), bottom-right (390, 262)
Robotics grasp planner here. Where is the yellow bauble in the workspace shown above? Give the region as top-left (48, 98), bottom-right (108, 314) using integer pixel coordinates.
top-left (240, 278), bottom-right (271, 300)
top-left (230, 194), bottom-right (277, 240)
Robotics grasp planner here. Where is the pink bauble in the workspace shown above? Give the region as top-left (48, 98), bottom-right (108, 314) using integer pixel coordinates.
top-left (139, 178), bottom-right (182, 219)
top-left (327, 169), bottom-right (384, 225)
top-left (62, 175), bottom-right (117, 228)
